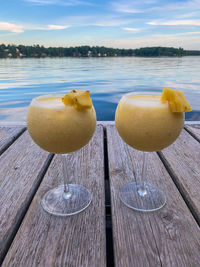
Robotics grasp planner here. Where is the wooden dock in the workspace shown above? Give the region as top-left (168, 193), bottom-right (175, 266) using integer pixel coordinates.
top-left (0, 123), bottom-right (200, 267)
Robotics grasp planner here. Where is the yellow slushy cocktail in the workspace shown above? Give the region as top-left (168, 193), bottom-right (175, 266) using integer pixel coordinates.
top-left (115, 95), bottom-right (184, 152)
top-left (27, 95), bottom-right (96, 154)
top-left (115, 88), bottom-right (192, 212)
top-left (27, 90), bottom-right (96, 216)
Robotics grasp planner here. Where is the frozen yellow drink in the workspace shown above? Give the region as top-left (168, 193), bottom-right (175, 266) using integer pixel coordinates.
top-left (27, 94), bottom-right (96, 153)
top-left (115, 89), bottom-right (191, 212)
top-left (115, 94), bottom-right (184, 152)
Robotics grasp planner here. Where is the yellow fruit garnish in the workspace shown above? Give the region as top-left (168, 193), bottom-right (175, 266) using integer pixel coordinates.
top-left (161, 88), bottom-right (192, 112)
top-left (62, 90), bottom-right (93, 110)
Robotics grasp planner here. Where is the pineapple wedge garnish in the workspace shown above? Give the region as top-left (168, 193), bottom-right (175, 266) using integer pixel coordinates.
top-left (62, 90), bottom-right (93, 110)
top-left (161, 88), bottom-right (192, 112)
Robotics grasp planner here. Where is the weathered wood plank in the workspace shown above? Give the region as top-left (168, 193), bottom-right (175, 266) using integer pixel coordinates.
top-left (0, 130), bottom-right (52, 263)
top-left (0, 126), bottom-right (26, 156)
top-left (2, 126), bottom-right (106, 267)
top-left (185, 124), bottom-right (200, 142)
top-left (107, 125), bottom-right (200, 267)
top-left (159, 129), bottom-right (200, 223)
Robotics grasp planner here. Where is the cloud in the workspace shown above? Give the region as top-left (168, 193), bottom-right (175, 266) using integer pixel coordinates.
top-left (58, 14), bottom-right (133, 27)
top-left (123, 27), bottom-right (141, 32)
top-left (0, 21), bottom-right (69, 33)
top-left (111, 0), bottom-right (200, 16)
top-left (0, 22), bottom-right (24, 33)
top-left (29, 24), bottom-right (69, 30)
top-left (110, 1), bottom-right (143, 13)
top-left (150, 0), bottom-right (200, 12)
top-left (94, 18), bottom-right (132, 27)
top-left (23, 0), bottom-right (92, 6)
top-left (24, 0), bottom-right (56, 3)
top-left (45, 25), bottom-right (69, 30)
top-left (147, 20), bottom-right (200, 26)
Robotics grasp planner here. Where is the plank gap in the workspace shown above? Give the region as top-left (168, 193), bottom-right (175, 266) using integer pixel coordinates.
top-left (104, 128), bottom-right (109, 181)
top-left (184, 126), bottom-right (200, 143)
top-left (0, 153), bottom-right (54, 265)
top-left (157, 151), bottom-right (200, 227)
top-left (0, 127), bottom-right (26, 156)
top-left (105, 180), bottom-right (111, 207)
top-left (104, 127), bottom-right (115, 267)
top-left (106, 205), bottom-right (111, 214)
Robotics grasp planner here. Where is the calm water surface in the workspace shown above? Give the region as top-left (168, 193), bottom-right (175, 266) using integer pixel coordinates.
top-left (0, 57), bottom-right (200, 121)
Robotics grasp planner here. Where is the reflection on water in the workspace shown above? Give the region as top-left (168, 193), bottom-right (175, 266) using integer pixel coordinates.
top-left (0, 57), bottom-right (200, 121)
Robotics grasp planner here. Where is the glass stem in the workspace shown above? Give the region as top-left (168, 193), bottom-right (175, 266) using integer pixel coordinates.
top-left (137, 152), bottom-right (148, 196)
top-left (61, 154), bottom-right (71, 199)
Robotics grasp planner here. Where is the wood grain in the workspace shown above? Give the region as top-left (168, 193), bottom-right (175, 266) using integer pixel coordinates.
top-left (159, 129), bottom-right (200, 224)
top-left (0, 130), bottom-right (51, 263)
top-left (0, 126), bottom-right (26, 156)
top-left (107, 125), bottom-right (200, 267)
top-left (185, 124), bottom-right (200, 142)
top-left (2, 126), bottom-right (106, 267)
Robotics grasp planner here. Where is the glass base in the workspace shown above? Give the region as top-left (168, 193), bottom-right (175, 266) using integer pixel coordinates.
top-left (119, 182), bottom-right (166, 212)
top-left (41, 184), bottom-right (92, 216)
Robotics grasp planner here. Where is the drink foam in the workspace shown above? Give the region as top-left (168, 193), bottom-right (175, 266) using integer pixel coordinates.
top-left (31, 96), bottom-right (66, 110)
top-left (121, 95), bottom-right (168, 108)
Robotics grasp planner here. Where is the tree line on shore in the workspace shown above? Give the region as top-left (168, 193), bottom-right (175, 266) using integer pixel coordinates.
top-left (0, 44), bottom-right (200, 58)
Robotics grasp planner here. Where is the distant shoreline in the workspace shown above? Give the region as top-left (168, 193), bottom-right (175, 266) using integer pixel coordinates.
top-left (1, 55), bottom-right (200, 59)
top-left (1, 44), bottom-right (200, 58)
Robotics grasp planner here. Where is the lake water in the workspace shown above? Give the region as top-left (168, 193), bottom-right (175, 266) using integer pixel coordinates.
top-left (0, 56), bottom-right (200, 122)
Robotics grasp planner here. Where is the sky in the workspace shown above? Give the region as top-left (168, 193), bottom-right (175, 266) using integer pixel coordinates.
top-left (0, 0), bottom-right (200, 49)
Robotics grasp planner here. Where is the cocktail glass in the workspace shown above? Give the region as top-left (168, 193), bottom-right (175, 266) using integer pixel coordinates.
top-left (115, 91), bottom-right (184, 212)
top-left (27, 94), bottom-right (96, 216)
